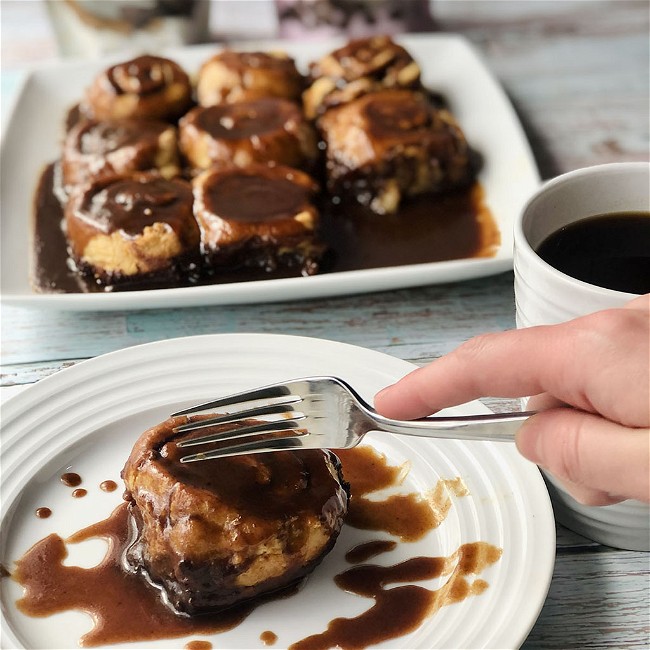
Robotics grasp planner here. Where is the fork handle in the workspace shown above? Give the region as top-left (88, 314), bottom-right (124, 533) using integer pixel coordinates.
top-left (369, 410), bottom-right (536, 443)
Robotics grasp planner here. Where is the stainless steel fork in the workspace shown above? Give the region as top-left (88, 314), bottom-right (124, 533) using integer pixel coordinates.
top-left (171, 376), bottom-right (534, 463)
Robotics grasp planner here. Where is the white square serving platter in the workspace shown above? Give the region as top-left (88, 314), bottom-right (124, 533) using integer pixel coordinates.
top-left (0, 34), bottom-right (540, 311)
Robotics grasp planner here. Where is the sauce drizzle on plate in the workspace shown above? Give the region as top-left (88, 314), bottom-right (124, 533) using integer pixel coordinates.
top-left (10, 446), bottom-right (501, 648)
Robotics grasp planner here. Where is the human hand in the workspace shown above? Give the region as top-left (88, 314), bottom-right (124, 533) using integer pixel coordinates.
top-left (374, 294), bottom-right (650, 506)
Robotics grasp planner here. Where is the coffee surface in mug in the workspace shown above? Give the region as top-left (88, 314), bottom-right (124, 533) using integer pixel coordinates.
top-left (536, 212), bottom-right (650, 294)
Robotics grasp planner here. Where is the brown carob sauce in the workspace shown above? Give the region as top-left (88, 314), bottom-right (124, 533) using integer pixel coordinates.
top-left (10, 446), bottom-right (501, 648)
top-left (261, 630), bottom-right (279, 645)
top-left (60, 472), bottom-right (82, 487)
top-left (100, 480), bottom-right (118, 493)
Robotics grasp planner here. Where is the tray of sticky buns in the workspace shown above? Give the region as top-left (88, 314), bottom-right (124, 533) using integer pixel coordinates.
top-left (1, 34), bottom-right (540, 309)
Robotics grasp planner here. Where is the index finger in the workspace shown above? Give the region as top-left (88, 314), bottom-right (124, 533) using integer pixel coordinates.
top-left (374, 325), bottom-right (559, 419)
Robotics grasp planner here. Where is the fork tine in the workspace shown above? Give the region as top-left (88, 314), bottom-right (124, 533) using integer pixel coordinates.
top-left (176, 418), bottom-right (306, 448)
top-left (172, 383), bottom-right (294, 417)
top-left (180, 435), bottom-right (303, 463)
top-left (173, 403), bottom-right (298, 434)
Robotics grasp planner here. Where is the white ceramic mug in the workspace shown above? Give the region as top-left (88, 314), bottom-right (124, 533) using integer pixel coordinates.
top-left (513, 162), bottom-right (650, 551)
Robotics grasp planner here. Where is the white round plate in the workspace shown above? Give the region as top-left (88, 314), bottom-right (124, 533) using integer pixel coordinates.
top-left (1, 334), bottom-right (555, 649)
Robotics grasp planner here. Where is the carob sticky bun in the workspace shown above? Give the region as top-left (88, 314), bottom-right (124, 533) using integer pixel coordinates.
top-left (80, 55), bottom-right (193, 122)
top-left (64, 173), bottom-right (200, 284)
top-left (122, 415), bottom-right (349, 615)
top-left (61, 118), bottom-right (180, 192)
top-left (197, 50), bottom-right (304, 107)
top-left (303, 35), bottom-right (421, 119)
top-left (178, 98), bottom-right (318, 171)
top-left (193, 163), bottom-right (324, 276)
top-left (319, 89), bottom-right (476, 214)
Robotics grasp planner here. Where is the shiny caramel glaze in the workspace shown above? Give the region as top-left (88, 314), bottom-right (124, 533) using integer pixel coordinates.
top-left (194, 101), bottom-right (295, 140)
top-left (185, 641), bottom-right (213, 650)
top-left (32, 162), bottom-right (498, 293)
top-left (72, 489), bottom-right (88, 498)
top-left (337, 446), bottom-right (469, 541)
top-left (345, 540), bottom-right (397, 564)
top-left (199, 165), bottom-right (316, 225)
top-left (260, 630), bottom-right (279, 645)
top-left (312, 35), bottom-right (418, 81)
top-left (100, 480), bottom-right (118, 493)
top-left (290, 542), bottom-right (502, 650)
top-left (304, 35), bottom-right (421, 118)
top-left (13, 504), bottom-right (253, 647)
top-left (319, 89), bottom-right (477, 213)
top-left (72, 119), bottom-right (170, 155)
top-left (106, 55), bottom-right (184, 96)
top-left (291, 446), bottom-right (500, 650)
top-left (193, 163), bottom-right (324, 275)
top-left (35, 507), bottom-right (52, 519)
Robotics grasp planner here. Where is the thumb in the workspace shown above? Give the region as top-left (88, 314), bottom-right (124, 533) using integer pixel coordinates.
top-left (515, 408), bottom-right (650, 505)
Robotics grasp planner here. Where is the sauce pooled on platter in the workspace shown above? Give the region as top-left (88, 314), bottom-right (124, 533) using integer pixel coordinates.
top-left (31, 163), bottom-right (499, 293)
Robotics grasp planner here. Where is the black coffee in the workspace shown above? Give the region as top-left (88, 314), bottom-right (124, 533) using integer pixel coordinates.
top-left (536, 212), bottom-right (650, 294)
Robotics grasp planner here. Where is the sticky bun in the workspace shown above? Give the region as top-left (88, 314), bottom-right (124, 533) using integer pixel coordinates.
top-left (197, 50), bottom-right (304, 107)
top-left (178, 98), bottom-right (318, 170)
top-left (319, 89), bottom-right (476, 214)
top-left (122, 415), bottom-right (349, 614)
top-left (61, 118), bottom-right (179, 193)
top-left (303, 35), bottom-right (421, 119)
top-left (192, 163), bottom-right (324, 276)
top-left (64, 173), bottom-right (200, 284)
top-left (80, 55), bottom-right (193, 122)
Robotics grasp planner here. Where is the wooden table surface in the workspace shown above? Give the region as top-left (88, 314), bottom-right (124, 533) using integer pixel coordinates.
top-left (1, 1), bottom-right (649, 648)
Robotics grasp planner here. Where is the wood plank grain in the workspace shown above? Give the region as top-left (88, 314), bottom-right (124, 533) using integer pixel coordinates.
top-left (436, 0), bottom-right (650, 178)
top-left (1, 273), bottom-right (517, 371)
top-left (524, 548), bottom-right (650, 648)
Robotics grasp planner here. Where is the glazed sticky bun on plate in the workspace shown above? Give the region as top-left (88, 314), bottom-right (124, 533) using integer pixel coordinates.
top-left (122, 415), bottom-right (349, 614)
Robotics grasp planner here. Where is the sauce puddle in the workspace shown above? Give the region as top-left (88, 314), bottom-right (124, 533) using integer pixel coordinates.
top-left (9, 445), bottom-right (502, 648)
